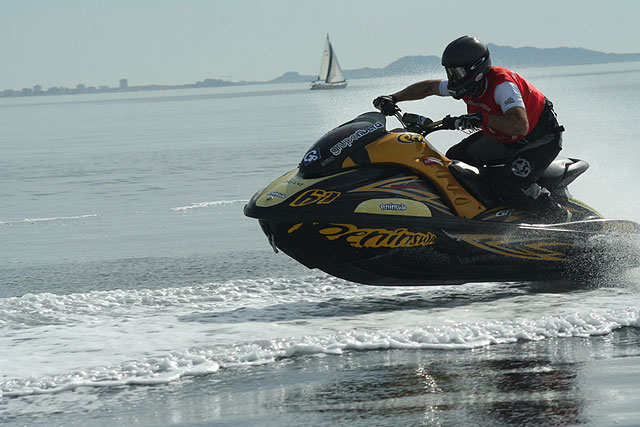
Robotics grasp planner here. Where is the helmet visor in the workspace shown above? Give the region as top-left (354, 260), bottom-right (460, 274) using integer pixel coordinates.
top-left (446, 66), bottom-right (467, 82)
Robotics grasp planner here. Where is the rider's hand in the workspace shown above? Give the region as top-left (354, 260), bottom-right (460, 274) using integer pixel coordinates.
top-left (373, 95), bottom-right (399, 116)
top-left (442, 113), bottom-right (485, 130)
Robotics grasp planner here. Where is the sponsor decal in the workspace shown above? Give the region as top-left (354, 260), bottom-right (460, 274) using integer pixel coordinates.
top-left (319, 223), bottom-right (436, 248)
top-left (320, 157), bottom-right (335, 166)
top-left (396, 133), bottom-right (425, 144)
top-left (290, 189), bottom-right (341, 207)
top-left (496, 208), bottom-right (516, 217)
top-left (303, 149), bottom-right (321, 166)
top-left (601, 221), bottom-right (638, 232)
top-left (421, 157), bottom-right (444, 167)
top-left (266, 191), bottom-right (287, 199)
top-left (511, 158), bottom-right (531, 178)
top-left (379, 202), bottom-right (407, 211)
top-left (471, 57), bottom-right (486, 70)
top-left (285, 178), bottom-right (306, 187)
top-left (354, 198), bottom-right (432, 217)
top-left (329, 122), bottom-right (384, 156)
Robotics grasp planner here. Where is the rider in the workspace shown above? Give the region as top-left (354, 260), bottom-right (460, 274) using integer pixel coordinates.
top-left (373, 35), bottom-right (568, 221)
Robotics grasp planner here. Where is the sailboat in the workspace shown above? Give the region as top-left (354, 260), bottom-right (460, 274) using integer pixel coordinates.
top-left (311, 34), bottom-right (347, 90)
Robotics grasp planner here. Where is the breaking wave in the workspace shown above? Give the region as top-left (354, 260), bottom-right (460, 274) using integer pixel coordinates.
top-left (170, 200), bottom-right (248, 211)
top-left (0, 214), bottom-right (99, 225)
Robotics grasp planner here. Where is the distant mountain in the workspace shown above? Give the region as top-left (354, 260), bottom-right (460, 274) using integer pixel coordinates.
top-left (268, 44), bottom-right (640, 83)
top-left (344, 55), bottom-right (440, 79)
top-left (488, 44), bottom-right (640, 68)
top-left (265, 72), bottom-right (314, 84)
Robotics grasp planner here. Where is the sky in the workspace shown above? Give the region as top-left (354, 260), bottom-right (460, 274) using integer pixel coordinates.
top-left (2, 0), bottom-right (640, 90)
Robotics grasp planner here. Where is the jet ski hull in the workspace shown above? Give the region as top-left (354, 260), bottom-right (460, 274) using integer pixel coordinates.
top-left (253, 214), bottom-right (640, 286)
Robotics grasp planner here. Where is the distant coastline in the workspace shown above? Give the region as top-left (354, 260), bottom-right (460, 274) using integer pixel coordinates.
top-left (3, 44), bottom-right (640, 98)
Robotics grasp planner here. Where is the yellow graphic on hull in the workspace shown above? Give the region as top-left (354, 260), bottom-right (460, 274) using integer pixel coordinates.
top-left (348, 132), bottom-right (486, 218)
top-left (350, 176), bottom-right (451, 215)
top-left (319, 223), bottom-right (436, 248)
top-left (288, 223), bottom-right (303, 233)
top-left (256, 169), bottom-right (353, 208)
top-left (451, 233), bottom-right (570, 261)
top-left (290, 189), bottom-right (341, 207)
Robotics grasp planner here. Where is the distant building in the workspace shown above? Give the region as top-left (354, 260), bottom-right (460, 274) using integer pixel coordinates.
top-left (33, 85), bottom-right (42, 94)
top-left (119, 79), bottom-right (128, 89)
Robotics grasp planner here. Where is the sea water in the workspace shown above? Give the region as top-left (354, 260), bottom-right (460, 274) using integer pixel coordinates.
top-left (1, 62), bottom-right (640, 426)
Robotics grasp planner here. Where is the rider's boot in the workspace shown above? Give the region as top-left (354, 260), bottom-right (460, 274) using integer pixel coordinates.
top-left (533, 194), bottom-right (572, 223)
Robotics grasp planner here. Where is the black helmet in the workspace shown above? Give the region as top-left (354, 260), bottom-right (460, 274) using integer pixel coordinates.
top-left (441, 35), bottom-right (491, 99)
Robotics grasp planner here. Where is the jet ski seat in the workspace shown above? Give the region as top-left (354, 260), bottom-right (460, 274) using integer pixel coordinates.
top-left (448, 157), bottom-right (589, 209)
top-left (538, 157), bottom-right (589, 190)
top-left (448, 161), bottom-right (501, 208)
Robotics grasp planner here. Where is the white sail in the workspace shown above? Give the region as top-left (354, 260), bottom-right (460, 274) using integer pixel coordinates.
top-left (317, 37), bottom-right (332, 82)
top-left (311, 35), bottom-right (347, 89)
top-left (327, 43), bottom-right (345, 83)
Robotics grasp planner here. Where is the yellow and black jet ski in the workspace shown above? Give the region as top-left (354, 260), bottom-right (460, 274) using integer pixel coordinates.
top-left (244, 111), bottom-right (640, 285)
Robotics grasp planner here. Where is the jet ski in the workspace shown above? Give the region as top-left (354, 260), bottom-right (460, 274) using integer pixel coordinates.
top-left (244, 110), bottom-right (640, 285)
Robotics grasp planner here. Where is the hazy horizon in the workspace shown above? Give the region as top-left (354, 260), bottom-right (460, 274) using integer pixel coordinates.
top-left (3, 0), bottom-right (639, 90)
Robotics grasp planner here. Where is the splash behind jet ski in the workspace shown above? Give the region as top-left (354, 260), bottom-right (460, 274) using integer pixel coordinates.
top-left (244, 110), bottom-right (640, 285)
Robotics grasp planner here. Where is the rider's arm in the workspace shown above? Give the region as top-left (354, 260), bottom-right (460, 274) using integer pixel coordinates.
top-left (487, 107), bottom-right (529, 136)
top-left (487, 82), bottom-right (529, 136)
top-left (391, 80), bottom-right (447, 102)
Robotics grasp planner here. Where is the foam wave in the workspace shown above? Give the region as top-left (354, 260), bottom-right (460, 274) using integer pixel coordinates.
top-left (275, 307), bottom-right (640, 354)
top-left (0, 214), bottom-right (99, 225)
top-left (1, 352), bottom-right (220, 397)
top-left (171, 200), bottom-right (248, 211)
top-left (0, 274), bottom-right (359, 329)
top-left (2, 307), bottom-right (638, 397)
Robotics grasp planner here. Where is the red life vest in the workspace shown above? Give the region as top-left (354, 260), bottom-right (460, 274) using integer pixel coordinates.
top-left (464, 67), bottom-right (546, 142)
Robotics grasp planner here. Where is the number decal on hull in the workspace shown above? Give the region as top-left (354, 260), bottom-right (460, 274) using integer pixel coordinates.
top-left (290, 189), bottom-right (341, 207)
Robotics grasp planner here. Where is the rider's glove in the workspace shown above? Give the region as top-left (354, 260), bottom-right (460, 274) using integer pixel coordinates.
top-left (373, 95), bottom-right (399, 116)
top-left (442, 113), bottom-right (486, 130)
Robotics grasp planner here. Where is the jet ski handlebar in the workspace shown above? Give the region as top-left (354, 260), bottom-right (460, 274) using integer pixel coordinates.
top-left (391, 109), bottom-right (446, 136)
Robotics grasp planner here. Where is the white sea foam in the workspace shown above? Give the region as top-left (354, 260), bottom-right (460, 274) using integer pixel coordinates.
top-left (0, 214), bottom-right (99, 225)
top-left (1, 352), bottom-right (220, 397)
top-left (2, 273), bottom-right (639, 398)
top-left (2, 305), bottom-right (638, 398)
top-left (0, 273), bottom-right (381, 331)
top-left (170, 200), bottom-right (248, 211)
